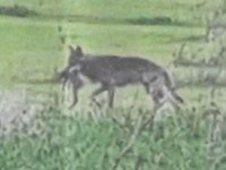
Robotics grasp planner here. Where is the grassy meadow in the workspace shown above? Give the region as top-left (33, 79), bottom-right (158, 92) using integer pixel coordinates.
top-left (1, 0), bottom-right (226, 169)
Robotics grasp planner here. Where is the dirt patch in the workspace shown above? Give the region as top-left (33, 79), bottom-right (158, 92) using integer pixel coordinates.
top-left (0, 89), bottom-right (46, 137)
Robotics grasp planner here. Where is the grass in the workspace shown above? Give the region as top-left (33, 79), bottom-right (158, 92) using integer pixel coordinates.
top-left (0, 15), bottom-right (204, 87)
top-left (0, 16), bottom-right (62, 87)
top-left (0, 108), bottom-right (210, 170)
top-left (0, 0), bottom-right (226, 169)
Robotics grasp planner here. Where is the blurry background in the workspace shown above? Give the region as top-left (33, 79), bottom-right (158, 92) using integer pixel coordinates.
top-left (0, 0), bottom-right (226, 169)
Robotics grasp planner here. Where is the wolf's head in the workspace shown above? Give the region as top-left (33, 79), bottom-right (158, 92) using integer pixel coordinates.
top-left (68, 45), bottom-right (84, 67)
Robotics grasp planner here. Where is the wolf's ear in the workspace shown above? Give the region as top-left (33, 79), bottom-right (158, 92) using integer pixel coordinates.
top-left (68, 45), bottom-right (75, 53)
top-left (75, 45), bottom-right (83, 56)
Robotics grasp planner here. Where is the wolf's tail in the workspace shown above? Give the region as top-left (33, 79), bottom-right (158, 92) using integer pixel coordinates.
top-left (162, 69), bottom-right (184, 103)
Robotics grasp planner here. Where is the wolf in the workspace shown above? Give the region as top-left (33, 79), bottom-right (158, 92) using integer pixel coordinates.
top-left (56, 45), bottom-right (183, 112)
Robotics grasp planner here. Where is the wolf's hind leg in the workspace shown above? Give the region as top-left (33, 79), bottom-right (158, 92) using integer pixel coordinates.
top-left (152, 86), bottom-right (181, 113)
top-left (147, 82), bottom-right (168, 113)
top-left (144, 88), bottom-right (166, 128)
top-left (168, 92), bottom-right (181, 112)
top-left (152, 90), bottom-right (167, 113)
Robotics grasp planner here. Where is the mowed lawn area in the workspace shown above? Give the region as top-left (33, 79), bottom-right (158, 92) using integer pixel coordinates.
top-left (0, 0), bottom-right (206, 87)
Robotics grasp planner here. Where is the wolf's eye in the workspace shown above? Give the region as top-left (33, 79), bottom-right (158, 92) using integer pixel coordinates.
top-left (157, 90), bottom-right (164, 98)
top-left (150, 76), bottom-right (158, 83)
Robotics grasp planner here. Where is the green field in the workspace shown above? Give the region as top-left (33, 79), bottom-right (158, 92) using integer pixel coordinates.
top-left (1, 0), bottom-right (226, 169)
top-left (0, 0), bottom-right (208, 86)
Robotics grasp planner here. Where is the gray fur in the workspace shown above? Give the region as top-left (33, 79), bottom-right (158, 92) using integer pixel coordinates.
top-left (58, 45), bottom-right (183, 111)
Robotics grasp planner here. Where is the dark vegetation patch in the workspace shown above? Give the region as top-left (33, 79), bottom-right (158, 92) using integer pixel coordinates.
top-left (0, 5), bottom-right (37, 17)
top-left (126, 16), bottom-right (198, 26)
top-left (37, 14), bottom-right (195, 27)
top-left (126, 16), bottom-right (173, 25)
top-left (69, 15), bottom-right (194, 27)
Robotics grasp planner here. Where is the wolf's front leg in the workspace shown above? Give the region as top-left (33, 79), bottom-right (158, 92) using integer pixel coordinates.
top-left (90, 84), bottom-right (108, 108)
top-left (108, 87), bottom-right (115, 108)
